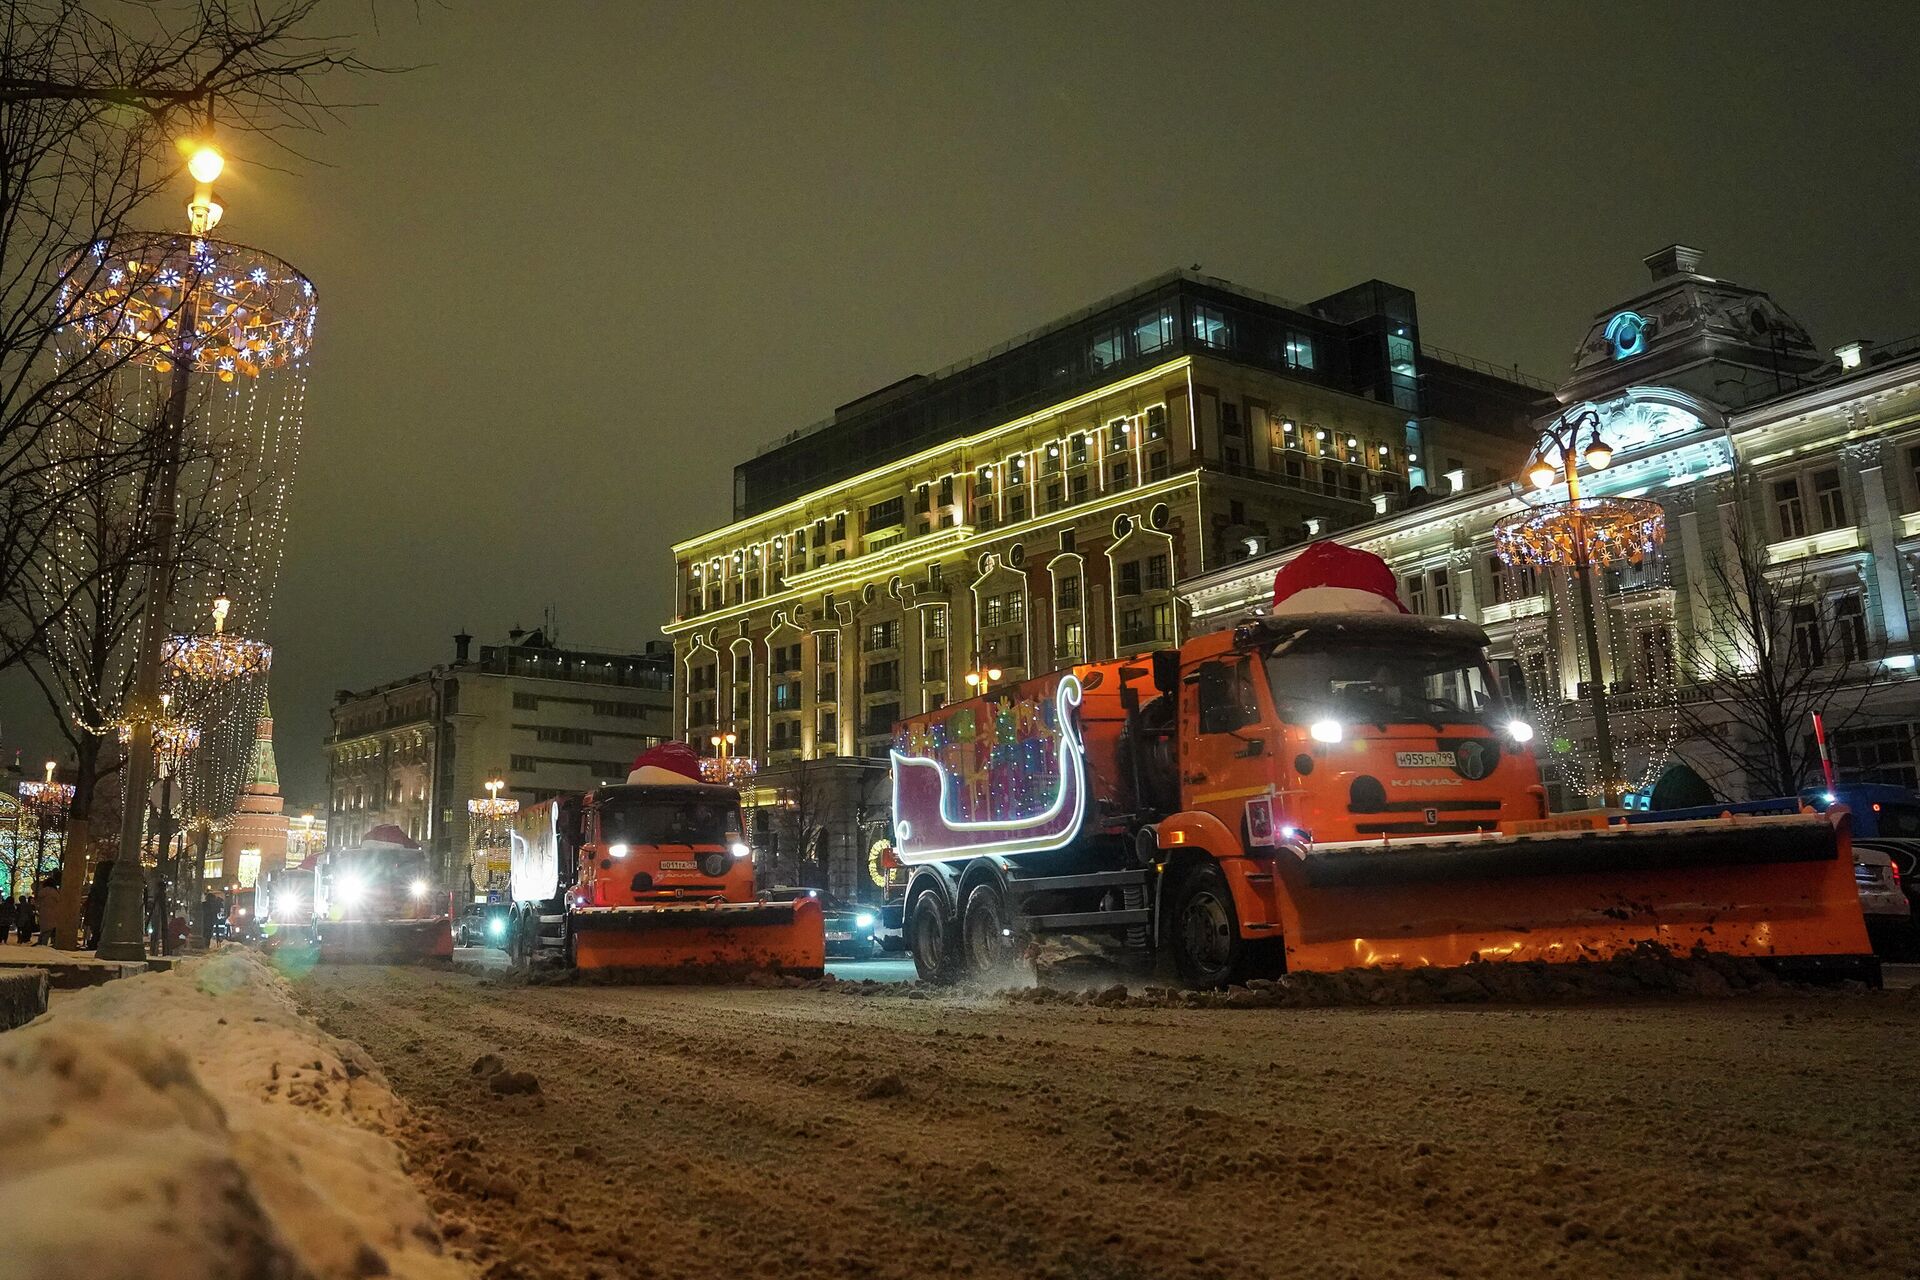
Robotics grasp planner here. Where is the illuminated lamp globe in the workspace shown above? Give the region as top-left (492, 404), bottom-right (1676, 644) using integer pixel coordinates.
top-left (187, 144), bottom-right (225, 185)
top-left (1527, 459), bottom-right (1557, 490)
top-left (1584, 436), bottom-right (1615, 471)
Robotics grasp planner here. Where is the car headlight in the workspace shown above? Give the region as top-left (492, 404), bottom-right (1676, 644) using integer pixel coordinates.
top-left (488, 917), bottom-right (505, 937)
top-left (409, 879), bottom-right (428, 899)
top-left (855, 912), bottom-right (876, 929)
top-left (1309, 718), bottom-right (1343, 744)
top-left (1505, 718), bottom-right (1535, 744)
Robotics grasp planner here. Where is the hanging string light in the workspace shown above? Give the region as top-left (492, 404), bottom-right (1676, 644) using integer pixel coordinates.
top-left (163, 593), bottom-right (272, 681)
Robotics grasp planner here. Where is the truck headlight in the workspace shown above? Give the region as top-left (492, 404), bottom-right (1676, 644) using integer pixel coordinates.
top-left (338, 876), bottom-right (364, 908)
top-left (1505, 719), bottom-right (1535, 744)
top-left (730, 841), bottom-right (751, 858)
top-left (409, 879), bottom-right (428, 899)
top-left (855, 912), bottom-right (876, 930)
top-left (1309, 719), bottom-right (1343, 744)
top-left (609, 842), bottom-right (630, 859)
top-left (488, 917), bottom-right (505, 937)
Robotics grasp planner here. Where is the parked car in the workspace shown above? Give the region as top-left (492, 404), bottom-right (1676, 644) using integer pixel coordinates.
top-left (761, 887), bottom-right (882, 959)
top-left (456, 901), bottom-right (511, 948)
top-left (1856, 840), bottom-right (1919, 960)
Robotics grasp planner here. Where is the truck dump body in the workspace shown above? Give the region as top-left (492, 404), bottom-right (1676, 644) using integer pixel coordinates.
top-left (893, 611), bottom-right (1875, 986)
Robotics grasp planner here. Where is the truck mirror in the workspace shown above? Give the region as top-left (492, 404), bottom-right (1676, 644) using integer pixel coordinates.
top-left (1151, 648), bottom-right (1179, 694)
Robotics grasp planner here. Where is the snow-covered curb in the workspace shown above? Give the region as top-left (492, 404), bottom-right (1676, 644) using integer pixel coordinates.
top-left (0, 950), bottom-right (469, 1280)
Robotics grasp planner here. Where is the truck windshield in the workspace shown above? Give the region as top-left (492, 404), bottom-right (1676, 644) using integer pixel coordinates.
top-left (601, 797), bottom-right (741, 848)
top-left (1265, 636), bottom-right (1500, 728)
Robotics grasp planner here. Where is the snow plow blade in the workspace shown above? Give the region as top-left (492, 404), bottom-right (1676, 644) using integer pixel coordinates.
top-left (569, 897), bottom-right (825, 980)
top-left (1276, 811), bottom-right (1874, 980)
top-left (315, 918), bottom-right (454, 965)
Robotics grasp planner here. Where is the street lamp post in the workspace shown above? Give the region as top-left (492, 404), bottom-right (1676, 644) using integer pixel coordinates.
top-left (962, 659), bottom-right (1004, 698)
top-left (1494, 408), bottom-right (1665, 808)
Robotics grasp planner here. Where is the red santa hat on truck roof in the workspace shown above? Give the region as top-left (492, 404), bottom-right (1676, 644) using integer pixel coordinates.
top-left (627, 741), bottom-right (707, 786)
top-left (361, 823), bottom-right (421, 850)
top-left (1271, 541), bottom-right (1408, 616)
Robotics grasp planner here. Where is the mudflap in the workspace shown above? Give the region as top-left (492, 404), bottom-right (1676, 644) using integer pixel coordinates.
top-left (1274, 812), bottom-right (1874, 973)
top-left (569, 897), bottom-right (826, 981)
top-left (316, 917), bottom-right (454, 965)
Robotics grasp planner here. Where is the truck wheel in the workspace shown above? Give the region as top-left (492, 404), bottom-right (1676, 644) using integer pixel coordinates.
top-left (909, 892), bottom-right (960, 985)
top-left (1169, 863), bottom-right (1242, 989)
top-left (961, 882), bottom-right (1020, 978)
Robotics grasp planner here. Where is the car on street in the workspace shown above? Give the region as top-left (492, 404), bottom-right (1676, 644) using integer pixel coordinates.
top-left (760, 886), bottom-right (882, 959)
top-left (457, 901), bottom-right (511, 948)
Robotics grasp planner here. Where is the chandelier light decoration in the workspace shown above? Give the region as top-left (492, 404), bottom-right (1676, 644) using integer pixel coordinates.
top-left (467, 778), bottom-right (520, 824)
top-left (699, 731), bottom-right (757, 785)
top-left (1492, 496), bottom-right (1666, 569)
top-left (163, 594), bottom-right (272, 682)
top-left (48, 219), bottom-right (316, 833)
top-left (18, 761), bottom-right (77, 820)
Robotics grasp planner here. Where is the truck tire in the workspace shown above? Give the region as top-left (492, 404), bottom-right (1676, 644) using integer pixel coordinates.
top-left (960, 881), bottom-right (1021, 978)
top-left (1169, 863), bottom-right (1242, 989)
top-left (909, 891), bottom-right (961, 985)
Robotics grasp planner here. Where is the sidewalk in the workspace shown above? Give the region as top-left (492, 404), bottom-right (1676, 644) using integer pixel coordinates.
top-left (0, 944), bottom-right (154, 989)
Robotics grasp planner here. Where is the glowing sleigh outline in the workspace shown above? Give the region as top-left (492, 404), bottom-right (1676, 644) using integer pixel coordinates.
top-left (889, 674), bottom-right (1087, 864)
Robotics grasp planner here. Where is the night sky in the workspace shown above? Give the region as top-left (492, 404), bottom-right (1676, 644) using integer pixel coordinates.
top-left (3, 1), bottom-right (1917, 805)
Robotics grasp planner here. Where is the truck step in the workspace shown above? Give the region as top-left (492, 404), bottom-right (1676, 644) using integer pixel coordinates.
top-left (1027, 908), bottom-right (1152, 931)
top-left (1009, 869), bottom-right (1147, 895)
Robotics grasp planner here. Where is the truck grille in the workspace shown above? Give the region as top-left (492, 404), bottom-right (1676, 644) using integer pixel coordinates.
top-left (1353, 819), bottom-right (1503, 836)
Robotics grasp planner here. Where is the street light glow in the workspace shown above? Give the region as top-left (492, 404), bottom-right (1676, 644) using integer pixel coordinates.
top-left (1527, 459), bottom-right (1557, 489)
top-left (1584, 436), bottom-right (1615, 470)
top-left (187, 144), bottom-right (225, 185)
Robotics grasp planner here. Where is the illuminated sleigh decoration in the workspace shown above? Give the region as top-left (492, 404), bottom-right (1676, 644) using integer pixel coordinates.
top-left (889, 675), bottom-right (1087, 864)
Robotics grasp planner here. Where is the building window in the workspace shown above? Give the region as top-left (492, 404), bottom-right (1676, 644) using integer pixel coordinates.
top-left (1812, 469), bottom-right (1848, 531)
top-left (1120, 607), bottom-right (1145, 645)
top-left (928, 563), bottom-right (944, 590)
top-left (975, 504), bottom-right (994, 530)
top-left (1432, 567), bottom-right (1452, 616)
top-left (1008, 492), bottom-right (1027, 522)
top-left (1133, 306), bottom-right (1174, 356)
top-left (866, 496), bottom-right (904, 533)
top-left (1069, 434), bottom-right (1088, 466)
top-left (1835, 593), bottom-right (1868, 663)
top-left (1284, 332), bottom-right (1316, 370)
top-left (914, 484), bottom-right (931, 514)
top-left (1191, 304), bottom-right (1231, 349)
top-left (863, 703), bottom-right (900, 738)
top-left (1090, 324), bottom-right (1125, 371)
top-left (1118, 561), bottom-right (1142, 597)
top-left (832, 512), bottom-right (847, 541)
top-left (1069, 474), bottom-right (1089, 504)
top-left (1790, 602), bottom-right (1824, 667)
top-left (927, 608), bottom-right (947, 639)
top-left (1145, 553), bottom-right (1169, 592)
top-left (817, 631), bottom-right (838, 662)
top-left (1061, 621), bottom-right (1083, 659)
top-left (1148, 450), bottom-right (1168, 481)
top-left (984, 594), bottom-right (1006, 627)
top-left (772, 680), bottom-right (800, 711)
top-left (734, 652), bottom-right (751, 679)
top-left (1008, 592), bottom-right (1024, 623)
top-left (1006, 633), bottom-right (1025, 665)
top-left (1637, 623), bottom-right (1674, 684)
top-left (867, 620), bottom-right (898, 650)
top-left (1151, 602), bottom-right (1174, 642)
top-left (925, 648), bottom-right (945, 680)
top-left (818, 710), bottom-right (837, 749)
top-left (1112, 458), bottom-right (1130, 487)
top-left (773, 643), bottom-right (801, 672)
top-left (939, 475), bottom-right (954, 506)
top-left (818, 671), bottom-right (837, 700)
top-left (1045, 482), bottom-right (1062, 511)
top-left (1057, 575), bottom-right (1080, 610)
top-left (1907, 445), bottom-right (1920, 507)
top-left (1831, 723), bottom-right (1918, 789)
top-left (865, 660), bottom-right (900, 693)
top-left (1405, 574), bottom-right (1428, 616)
top-left (1773, 477), bottom-right (1806, 539)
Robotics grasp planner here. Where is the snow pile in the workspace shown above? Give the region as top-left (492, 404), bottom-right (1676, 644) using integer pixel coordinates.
top-left (0, 950), bottom-right (469, 1280)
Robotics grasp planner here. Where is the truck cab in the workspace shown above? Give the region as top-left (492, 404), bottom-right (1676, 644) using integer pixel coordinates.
top-left (1170, 614), bottom-right (1544, 851)
top-left (568, 782), bottom-right (753, 909)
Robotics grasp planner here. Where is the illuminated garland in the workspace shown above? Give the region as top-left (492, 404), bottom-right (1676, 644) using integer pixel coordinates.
top-left (700, 756), bottom-right (758, 785)
top-left (1493, 497), bottom-right (1665, 568)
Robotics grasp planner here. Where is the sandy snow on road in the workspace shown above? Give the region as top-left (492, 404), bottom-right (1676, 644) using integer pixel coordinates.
top-left (0, 950), bottom-right (469, 1280)
top-left (299, 966), bottom-right (1920, 1280)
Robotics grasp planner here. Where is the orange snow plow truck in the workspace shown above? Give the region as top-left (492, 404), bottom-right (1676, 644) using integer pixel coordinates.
top-left (503, 743), bottom-right (824, 977)
top-left (894, 543), bottom-right (1874, 988)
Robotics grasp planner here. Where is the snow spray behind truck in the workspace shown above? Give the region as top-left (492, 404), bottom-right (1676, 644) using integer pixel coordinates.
top-left (893, 542), bottom-right (1874, 988)
top-left (504, 743), bottom-right (824, 977)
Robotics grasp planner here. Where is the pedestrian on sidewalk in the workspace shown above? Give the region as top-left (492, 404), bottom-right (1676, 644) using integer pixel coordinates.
top-left (83, 864), bottom-right (110, 949)
top-left (0, 896), bottom-right (14, 943)
top-left (14, 897), bottom-right (38, 945)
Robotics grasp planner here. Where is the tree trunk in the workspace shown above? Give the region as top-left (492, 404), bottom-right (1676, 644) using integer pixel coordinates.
top-left (46, 736), bottom-right (106, 949)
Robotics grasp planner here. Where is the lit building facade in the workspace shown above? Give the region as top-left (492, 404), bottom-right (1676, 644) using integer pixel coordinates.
top-left (664, 271), bottom-right (1550, 890)
top-left (1179, 246), bottom-right (1920, 802)
top-left (325, 630), bottom-right (674, 886)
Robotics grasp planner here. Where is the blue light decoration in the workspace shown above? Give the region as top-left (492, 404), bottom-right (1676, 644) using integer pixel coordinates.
top-left (1604, 311), bottom-right (1650, 361)
top-left (889, 674), bottom-right (1086, 863)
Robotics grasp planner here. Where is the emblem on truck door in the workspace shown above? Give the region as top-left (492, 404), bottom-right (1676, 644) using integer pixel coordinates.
top-left (889, 674), bottom-right (1087, 864)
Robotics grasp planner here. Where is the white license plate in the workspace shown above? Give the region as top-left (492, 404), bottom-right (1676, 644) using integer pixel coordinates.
top-left (657, 860), bottom-right (697, 871)
top-left (826, 931), bottom-right (851, 941)
top-left (1395, 751), bottom-right (1457, 768)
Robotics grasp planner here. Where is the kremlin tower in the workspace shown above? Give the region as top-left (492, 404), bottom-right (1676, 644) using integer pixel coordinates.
top-left (219, 699), bottom-right (288, 886)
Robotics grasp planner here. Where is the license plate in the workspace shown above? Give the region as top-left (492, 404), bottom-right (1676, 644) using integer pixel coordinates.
top-left (1395, 751), bottom-right (1456, 768)
top-left (826, 931), bottom-right (851, 941)
top-left (657, 860), bottom-right (697, 871)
